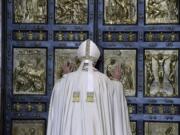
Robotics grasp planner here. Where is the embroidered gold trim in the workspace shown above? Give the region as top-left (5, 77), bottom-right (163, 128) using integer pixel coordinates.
top-left (86, 92), bottom-right (95, 102)
top-left (72, 91), bottom-right (80, 102)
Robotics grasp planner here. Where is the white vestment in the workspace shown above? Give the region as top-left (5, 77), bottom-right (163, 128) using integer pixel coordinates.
top-left (47, 60), bottom-right (132, 135)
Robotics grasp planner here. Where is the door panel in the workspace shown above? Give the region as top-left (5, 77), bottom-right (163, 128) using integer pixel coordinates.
top-left (4, 0), bottom-right (95, 135)
top-left (3, 0), bottom-right (180, 135)
top-left (97, 0), bottom-right (180, 135)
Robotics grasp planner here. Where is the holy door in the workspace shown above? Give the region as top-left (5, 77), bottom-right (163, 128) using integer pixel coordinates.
top-left (2, 0), bottom-right (180, 135)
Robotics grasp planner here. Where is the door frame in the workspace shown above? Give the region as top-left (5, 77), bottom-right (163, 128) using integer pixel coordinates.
top-left (0, 0), bottom-right (2, 134)
top-left (1, 0), bottom-right (7, 134)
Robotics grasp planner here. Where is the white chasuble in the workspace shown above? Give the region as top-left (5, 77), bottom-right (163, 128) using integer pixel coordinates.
top-left (47, 39), bottom-right (132, 135)
top-left (47, 69), bottom-right (132, 135)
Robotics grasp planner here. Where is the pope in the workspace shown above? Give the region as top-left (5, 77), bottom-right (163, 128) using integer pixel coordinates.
top-left (47, 39), bottom-right (132, 135)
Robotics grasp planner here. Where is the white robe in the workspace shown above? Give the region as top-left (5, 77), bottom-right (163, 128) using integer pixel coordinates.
top-left (47, 65), bottom-right (132, 135)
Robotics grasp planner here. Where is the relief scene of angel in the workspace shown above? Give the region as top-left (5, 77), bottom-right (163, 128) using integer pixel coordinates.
top-left (55, 0), bottom-right (88, 24)
top-left (146, 0), bottom-right (179, 24)
top-left (104, 0), bottom-right (137, 24)
top-left (104, 50), bottom-right (136, 96)
top-left (145, 50), bottom-right (178, 97)
top-left (13, 48), bottom-right (46, 95)
top-left (14, 0), bottom-right (47, 23)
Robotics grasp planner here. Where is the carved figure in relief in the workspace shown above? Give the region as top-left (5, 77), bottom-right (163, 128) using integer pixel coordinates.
top-left (145, 122), bottom-right (178, 135)
top-left (121, 64), bottom-right (134, 90)
top-left (152, 53), bottom-right (169, 89)
top-left (146, 0), bottom-right (178, 24)
top-left (105, 0), bottom-right (137, 24)
top-left (106, 58), bottom-right (117, 80)
top-left (14, 58), bottom-right (45, 93)
top-left (145, 53), bottom-right (155, 96)
top-left (55, 0), bottom-right (87, 24)
top-left (14, 0), bottom-right (47, 23)
top-left (13, 49), bottom-right (46, 94)
top-left (104, 50), bottom-right (136, 96)
top-left (106, 57), bottom-right (134, 91)
top-left (145, 50), bottom-right (178, 97)
top-left (147, 0), bottom-right (167, 19)
top-left (168, 54), bottom-right (178, 95)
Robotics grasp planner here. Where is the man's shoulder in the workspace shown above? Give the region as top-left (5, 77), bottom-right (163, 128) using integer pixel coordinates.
top-left (57, 70), bottom-right (110, 81)
top-left (96, 71), bottom-right (110, 80)
top-left (63, 71), bottom-right (78, 78)
top-left (54, 72), bottom-right (76, 84)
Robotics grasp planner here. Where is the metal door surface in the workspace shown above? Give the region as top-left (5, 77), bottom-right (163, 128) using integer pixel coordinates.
top-left (3, 0), bottom-right (180, 135)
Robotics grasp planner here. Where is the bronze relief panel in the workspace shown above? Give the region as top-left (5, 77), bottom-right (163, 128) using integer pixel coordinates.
top-left (144, 122), bottom-right (179, 135)
top-left (54, 49), bottom-right (80, 82)
top-left (14, 0), bottom-right (47, 23)
top-left (144, 49), bottom-right (178, 97)
top-left (55, 0), bottom-right (88, 24)
top-left (145, 0), bottom-right (179, 24)
top-left (104, 49), bottom-right (137, 96)
top-left (12, 120), bottom-right (45, 135)
top-left (104, 0), bottom-right (137, 24)
top-left (13, 48), bottom-right (46, 95)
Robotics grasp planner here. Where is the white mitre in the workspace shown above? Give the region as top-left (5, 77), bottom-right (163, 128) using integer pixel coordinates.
top-left (77, 39), bottom-right (100, 92)
top-left (77, 39), bottom-right (100, 62)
